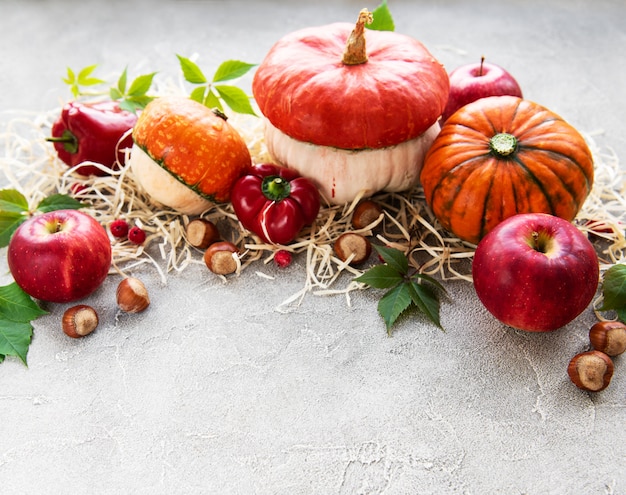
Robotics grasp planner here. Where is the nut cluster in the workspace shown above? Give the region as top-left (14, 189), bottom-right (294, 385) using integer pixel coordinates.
top-left (331, 199), bottom-right (382, 266)
top-left (568, 320), bottom-right (626, 392)
top-left (60, 275), bottom-right (151, 339)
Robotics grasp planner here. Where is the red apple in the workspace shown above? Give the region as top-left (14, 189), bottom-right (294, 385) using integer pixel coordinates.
top-left (8, 210), bottom-right (112, 303)
top-left (441, 57), bottom-right (523, 123)
top-left (472, 213), bottom-right (599, 332)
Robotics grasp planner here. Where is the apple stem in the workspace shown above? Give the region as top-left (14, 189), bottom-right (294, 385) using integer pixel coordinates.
top-left (479, 56), bottom-right (485, 76)
top-left (531, 230), bottom-right (551, 253)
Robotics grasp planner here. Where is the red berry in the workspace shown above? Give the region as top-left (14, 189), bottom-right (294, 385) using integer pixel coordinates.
top-left (70, 183), bottom-right (87, 196)
top-left (110, 219), bottom-right (129, 238)
top-left (128, 226), bottom-right (146, 245)
top-left (274, 249), bottom-right (292, 268)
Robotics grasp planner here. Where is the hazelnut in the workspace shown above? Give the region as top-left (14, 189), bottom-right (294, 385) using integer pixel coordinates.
top-left (567, 350), bottom-right (614, 392)
top-left (351, 200), bottom-right (383, 230)
top-left (62, 304), bottom-right (99, 338)
top-left (116, 277), bottom-right (150, 313)
top-left (204, 241), bottom-right (240, 275)
top-left (334, 232), bottom-right (372, 265)
top-left (589, 320), bottom-right (626, 357)
top-left (186, 218), bottom-right (220, 249)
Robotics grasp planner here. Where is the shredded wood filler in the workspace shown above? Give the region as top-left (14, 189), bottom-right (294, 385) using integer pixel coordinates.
top-left (1, 107), bottom-right (625, 311)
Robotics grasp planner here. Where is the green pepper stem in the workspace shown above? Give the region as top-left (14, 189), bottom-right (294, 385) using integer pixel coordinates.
top-left (262, 176), bottom-right (291, 202)
top-left (46, 129), bottom-right (79, 154)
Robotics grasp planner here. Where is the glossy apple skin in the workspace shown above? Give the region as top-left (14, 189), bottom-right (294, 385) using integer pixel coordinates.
top-left (8, 210), bottom-right (112, 303)
top-left (441, 61), bottom-right (523, 123)
top-left (472, 213), bottom-right (599, 332)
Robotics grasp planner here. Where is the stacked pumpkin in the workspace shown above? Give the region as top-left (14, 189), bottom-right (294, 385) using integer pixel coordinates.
top-left (252, 9), bottom-right (449, 205)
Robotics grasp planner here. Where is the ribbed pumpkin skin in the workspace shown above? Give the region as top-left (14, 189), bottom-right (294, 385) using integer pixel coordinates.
top-left (252, 22), bottom-right (449, 150)
top-left (132, 97), bottom-right (251, 203)
top-left (420, 96), bottom-right (594, 245)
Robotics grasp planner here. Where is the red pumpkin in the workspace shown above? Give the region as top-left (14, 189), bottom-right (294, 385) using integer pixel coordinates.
top-left (252, 9), bottom-right (449, 204)
top-left (420, 95), bottom-right (594, 245)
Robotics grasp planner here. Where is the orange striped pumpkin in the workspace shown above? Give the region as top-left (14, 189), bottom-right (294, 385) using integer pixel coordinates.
top-left (420, 95), bottom-right (594, 245)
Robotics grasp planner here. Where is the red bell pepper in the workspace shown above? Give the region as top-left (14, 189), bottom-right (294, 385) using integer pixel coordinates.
top-left (48, 100), bottom-right (138, 177)
top-left (231, 163), bottom-right (321, 245)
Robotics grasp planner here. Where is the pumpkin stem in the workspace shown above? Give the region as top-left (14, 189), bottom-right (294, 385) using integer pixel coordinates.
top-left (489, 133), bottom-right (518, 157)
top-left (342, 8), bottom-right (373, 66)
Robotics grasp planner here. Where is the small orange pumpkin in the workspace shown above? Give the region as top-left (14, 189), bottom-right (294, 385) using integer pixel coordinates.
top-left (129, 97), bottom-right (252, 215)
top-left (420, 95), bottom-right (594, 245)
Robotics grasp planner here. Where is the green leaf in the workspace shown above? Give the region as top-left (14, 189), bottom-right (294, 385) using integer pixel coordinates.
top-left (0, 319), bottom-right (33, 366)
top-left (35, 193), bottom-right (84, 213)
top-left (409, 281), bottom-right (442, 329)
top-left (189, 86), bottom-right (206, 104)
top-left (110, 87), bottom-right (124, 100)
top-left (369, 0), bottom-right (395, 32)
top-left (127, 72), bottom-right (157, 97)
top-left (77, 64), bottom-right (105, 86)
top-left (122, 95), bottom-right (155, 111)
top-left (117, 66), bottom-right (128, 93)
top-left (214, 85), bottom-right (257, 116)
top-left (617, 307), bottom-right (626, 324)
top-left (355, 264), bottom-right (403, 289)
top-left (0, 189), bottom-right (29, 213)
top-left (374, 245), bottom-right (408, 274)
top-left (378, 284), bottom-right (412, 335)
top-left (0, 283), bottom-right (47, 367)
top-left (212, 60), bottom-right (257, 83)
top-left (62, 67), bottom-right (76, 86)
top-left (204, 89), bottom-right (223, 112)
top-left (177, 54), bottom-right (207, 84)
top-left (600, 264), bottom-right (626, 311)
top-left (0, 283), bottom-right (48, 323)
top-left (412, 272), bottom-right (447, 294)
top-left (0, 213), bottom-right (26, 248)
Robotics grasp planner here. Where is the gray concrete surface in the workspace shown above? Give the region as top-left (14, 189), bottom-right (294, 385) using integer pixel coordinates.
top-left (1, 1), bottom-right (625, 494)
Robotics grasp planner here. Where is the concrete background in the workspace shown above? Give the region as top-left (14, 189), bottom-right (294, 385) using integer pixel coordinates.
top-left (1, 1), bottom-right (625, 494)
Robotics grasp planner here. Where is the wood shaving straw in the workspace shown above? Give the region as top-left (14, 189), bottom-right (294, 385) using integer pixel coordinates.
top-left (1, 107), bottom-right (624, 312)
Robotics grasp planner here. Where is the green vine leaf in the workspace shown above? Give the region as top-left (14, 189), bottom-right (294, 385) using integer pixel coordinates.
top-left (355, 246), bottom-right (446, 335)
top-left (0, 189), bottom-right (29, 213)
top-left (215, 84), bottom-right (257, 116)
top-left (63, 64), bottom-right (106, 98)
top-left (0, 213), bottom-right (26, 248)
top-left (369, 0), bottom-right (395, 32)
top-left (376, 245), bottom-right (408, 274)
top-left (177, 54), bottom-right (257, 116)
top-left (0, 320), bottom-right (33, 366)
top-left (0, 283), bottom-right (48, 323)
top-left (600, 264), bottom-right (626, 322)
top-left (354, 264), bottom-right (403, 289)
top-left (111, 69), bottom-right (157, 112)
top-left (36, 193), bottom-right (84, 213)
top-left (378, 283), bottom-right (412, 333)
top-left (0, 189), bottom-right (85, 247)
top-left (0, 283), bottom-right (48, 366)
top-left (213, 60), bottom-right (257, 83)
top-left (177, 54), bottom-right (207, 84)
top-left (409, 281), bottom-right (442, 329)
top-left (204, 90), bottom-right (222, 110)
